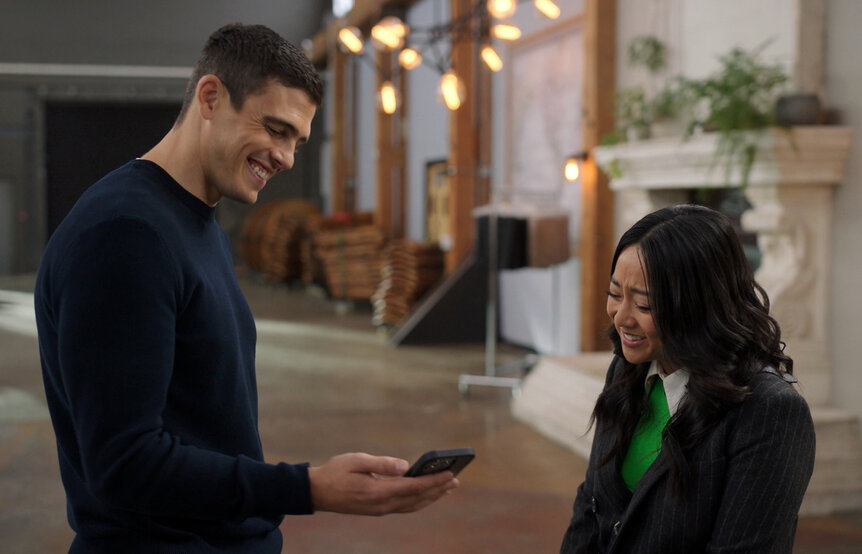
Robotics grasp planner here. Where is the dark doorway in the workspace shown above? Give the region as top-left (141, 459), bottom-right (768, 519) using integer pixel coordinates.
top-left (44, 102), bottom-right (180, 237)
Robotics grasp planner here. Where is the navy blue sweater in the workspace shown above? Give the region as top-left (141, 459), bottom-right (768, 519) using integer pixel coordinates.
top-left (35, 160), bottom-right (312, 553)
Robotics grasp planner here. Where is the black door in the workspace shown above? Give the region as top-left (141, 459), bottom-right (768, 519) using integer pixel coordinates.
top-left (44, 102), bottom-right (180, 237)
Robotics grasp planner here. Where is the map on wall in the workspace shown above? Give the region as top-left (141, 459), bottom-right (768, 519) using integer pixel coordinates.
top-left (505, 19), bottom-right (584, 250)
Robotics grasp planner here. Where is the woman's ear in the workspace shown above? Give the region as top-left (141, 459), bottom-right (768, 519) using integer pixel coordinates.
top-left (196, 74), bottom-right (224, 120)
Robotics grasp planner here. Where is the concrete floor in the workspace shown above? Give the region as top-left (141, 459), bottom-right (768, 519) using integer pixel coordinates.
top-left (1, 273), bottom-right (861, 553)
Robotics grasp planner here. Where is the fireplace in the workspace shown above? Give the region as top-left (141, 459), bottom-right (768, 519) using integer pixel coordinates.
top-left (514, 126), bottom-right (862, 515)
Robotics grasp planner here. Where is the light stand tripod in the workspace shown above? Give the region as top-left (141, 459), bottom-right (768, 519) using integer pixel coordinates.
top-left (458, 207), bottom-right (537, 397)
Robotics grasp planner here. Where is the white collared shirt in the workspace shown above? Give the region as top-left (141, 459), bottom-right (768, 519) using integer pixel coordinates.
top-left (645, 360), bottom-right (690, 417)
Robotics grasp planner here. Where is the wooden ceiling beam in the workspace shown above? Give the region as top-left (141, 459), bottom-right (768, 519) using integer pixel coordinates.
top-left (305, 0), bottom-right (418, 66)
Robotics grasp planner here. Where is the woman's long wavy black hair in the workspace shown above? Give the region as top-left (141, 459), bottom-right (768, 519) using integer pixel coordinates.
top-left (591, 204), bottom-right (792, 495)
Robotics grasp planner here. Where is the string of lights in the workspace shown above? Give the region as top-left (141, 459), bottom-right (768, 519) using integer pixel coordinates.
top-left (336, 0), bottom-right (562, 113)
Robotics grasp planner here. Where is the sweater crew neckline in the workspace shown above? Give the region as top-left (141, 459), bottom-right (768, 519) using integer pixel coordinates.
top-left (132, 159), bottom-right (217, 221)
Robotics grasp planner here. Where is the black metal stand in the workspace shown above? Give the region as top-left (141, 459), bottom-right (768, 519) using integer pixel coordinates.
top-left (458, 207), bottom-right (536, 397)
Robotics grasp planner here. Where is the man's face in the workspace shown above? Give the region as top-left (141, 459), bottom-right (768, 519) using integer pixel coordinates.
top-left (200, 80), bottom-right (316, 205)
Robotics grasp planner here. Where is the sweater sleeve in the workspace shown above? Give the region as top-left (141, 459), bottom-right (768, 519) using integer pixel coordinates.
top-left (705, 375), bottom-right (815, 553)
top-left (51, 218), bottom-right (312, 519)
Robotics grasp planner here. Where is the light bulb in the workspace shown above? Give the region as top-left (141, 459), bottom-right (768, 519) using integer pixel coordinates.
top-left (481, 46), bottom-right (503, 72)
top-left (564, 157), bottom-right (581, 181)
top-left (398, 48), bottom-right (422, 70)
top-left (379, 81), bottom-right (398, 114)
top-left (439, 71), bottom-right (464, 111)
top-left (371, 16), bottom-right (407, 50)
top-left (338, 27), bottom-right (364, 54)
top-left (492, 24), bottom-right (522, 41)
top-left (379, 16), bottom-right (409, 38)
top-left (487, 0), bottom-right (517, 19)
top-left (535, 0), bottom-right (561, 19)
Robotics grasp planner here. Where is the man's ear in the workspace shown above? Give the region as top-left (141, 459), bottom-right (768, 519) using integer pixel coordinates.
top-left (196, 74), bottom-right (224, 120)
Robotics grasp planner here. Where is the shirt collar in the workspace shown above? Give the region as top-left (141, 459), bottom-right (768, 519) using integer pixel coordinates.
top-left (645, 360), bottom-right (690, 417)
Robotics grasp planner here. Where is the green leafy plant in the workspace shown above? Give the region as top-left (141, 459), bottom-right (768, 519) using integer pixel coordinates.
top-left (615, 86), bottom-right (651, 140)
top-left (604, 36), bottom-right (678, 144)
top-left (685, 43), bottom-right (789, 186)
top-left (628, 35), bottom-right (668, 74)
top-left (651, 76), bottom-right (695, 121)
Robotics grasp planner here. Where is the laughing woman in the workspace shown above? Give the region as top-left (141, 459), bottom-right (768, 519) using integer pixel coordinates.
top-left (560, 205), bottom-right (815, 554)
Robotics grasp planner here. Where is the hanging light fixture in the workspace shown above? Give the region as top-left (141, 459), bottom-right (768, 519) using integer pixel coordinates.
top-left (337, 26), bottom-right (364, 54)
top-left (398, 47), bottom-right (422, 70)
top-left (480, 46), bottom-right (503, 72)
top-left (534, 0), bottom-right (561, 19)
top-left (370, 16), bottom-right (408, 50)
top-left (492, 24), bottom-right (522, 41)
top-left (487, 0), bottom-right (517, 19)
top-left (379, 81), bottom-right (399, 114)
top-left (439, 70), bottom-right (465, 111)
top-left (334, 0), bottom-right (562, 113)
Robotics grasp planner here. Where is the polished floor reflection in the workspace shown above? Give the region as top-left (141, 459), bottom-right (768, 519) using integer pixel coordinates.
top-left (1, 275), bottom-right (860, 553)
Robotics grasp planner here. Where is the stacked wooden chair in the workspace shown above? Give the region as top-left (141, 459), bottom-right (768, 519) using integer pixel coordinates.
top-left (372, 240), bottom-right (445, 326)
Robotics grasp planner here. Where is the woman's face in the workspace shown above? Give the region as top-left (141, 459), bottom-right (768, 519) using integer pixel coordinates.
top-left (607, 245), bottom-right (669, 369)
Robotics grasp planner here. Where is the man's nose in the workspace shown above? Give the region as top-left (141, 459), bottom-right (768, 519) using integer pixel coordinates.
top-left (272, 146), bottom-right (294, 171)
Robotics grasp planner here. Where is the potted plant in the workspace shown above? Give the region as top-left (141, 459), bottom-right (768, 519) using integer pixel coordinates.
top-left (615, 86), bottom-right (652, 142)
top-left (650, 76), bottom-right (697, 138)
top-left (684, 43), bottom-right (789, 187)
top-left (608, 36), bottom-right (693, 142)
top-left (627, 35), bottom-right (667, 74)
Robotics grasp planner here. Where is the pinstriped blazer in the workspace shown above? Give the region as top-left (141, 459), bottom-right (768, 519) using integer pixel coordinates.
top-left (560, 357), bottom-right (816, 554)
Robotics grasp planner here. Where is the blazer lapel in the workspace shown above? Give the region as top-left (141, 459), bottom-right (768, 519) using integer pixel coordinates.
top-left (588, 420), bottom-right (633, 514)
top-left (624, 451), bottom-right (670, 515)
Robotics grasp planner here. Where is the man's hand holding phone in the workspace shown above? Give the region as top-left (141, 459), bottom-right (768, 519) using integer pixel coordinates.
top-left (308, 451), bottom-right (464, 516)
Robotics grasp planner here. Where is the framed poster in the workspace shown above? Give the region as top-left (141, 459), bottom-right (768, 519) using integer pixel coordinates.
top-left (504, 17), bottom-right (584, 250)
top-left (425, 159), bottom-right (450, 248)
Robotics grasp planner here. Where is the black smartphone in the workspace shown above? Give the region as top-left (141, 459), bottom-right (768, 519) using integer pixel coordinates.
top-left (405, 447), bottom-right (475, 477)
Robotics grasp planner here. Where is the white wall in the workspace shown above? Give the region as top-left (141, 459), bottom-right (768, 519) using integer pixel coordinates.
top-left (616, 0), bottom-right (795, 89)
top-left (679, 0), bottom-right (796, 79)
top-left (826, 0), bottom-right (862, 421)
top-left (491, 0), bottom-right (585, 202)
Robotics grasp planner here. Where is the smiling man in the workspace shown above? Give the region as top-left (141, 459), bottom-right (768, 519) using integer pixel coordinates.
top-left (34, 24), bottom-right (458, 553)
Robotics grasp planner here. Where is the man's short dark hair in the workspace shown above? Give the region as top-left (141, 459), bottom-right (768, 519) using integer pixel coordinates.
top-left (176, 23), bottom-right (323, 123)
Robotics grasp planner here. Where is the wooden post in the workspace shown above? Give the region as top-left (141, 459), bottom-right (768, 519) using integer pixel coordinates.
top-left (446, 0), bottom-right (488, 273)
top-left (580, 0), bottom-right (616, 351)
top-left (375, 51), bottom-right (407, 238)
top-left (331, 46), bottom-right (349, 213)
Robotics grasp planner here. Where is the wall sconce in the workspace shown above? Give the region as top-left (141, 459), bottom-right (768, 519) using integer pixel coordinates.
top-left (336, 0), bottom-right (561, 113)
top-left (564, 152), bottom-right (588, 182)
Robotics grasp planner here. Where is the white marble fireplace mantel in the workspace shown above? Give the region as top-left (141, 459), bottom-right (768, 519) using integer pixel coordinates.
top-left (513, 126), bottom-right (862, 515)
top-left (595, 125), bottom-right (853, 405)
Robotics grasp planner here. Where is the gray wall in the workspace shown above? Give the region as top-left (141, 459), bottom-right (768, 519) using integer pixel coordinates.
top-left (0, 0), bottom-right (329, 274)
top-left (0, 1), bottom-right (327, 66)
